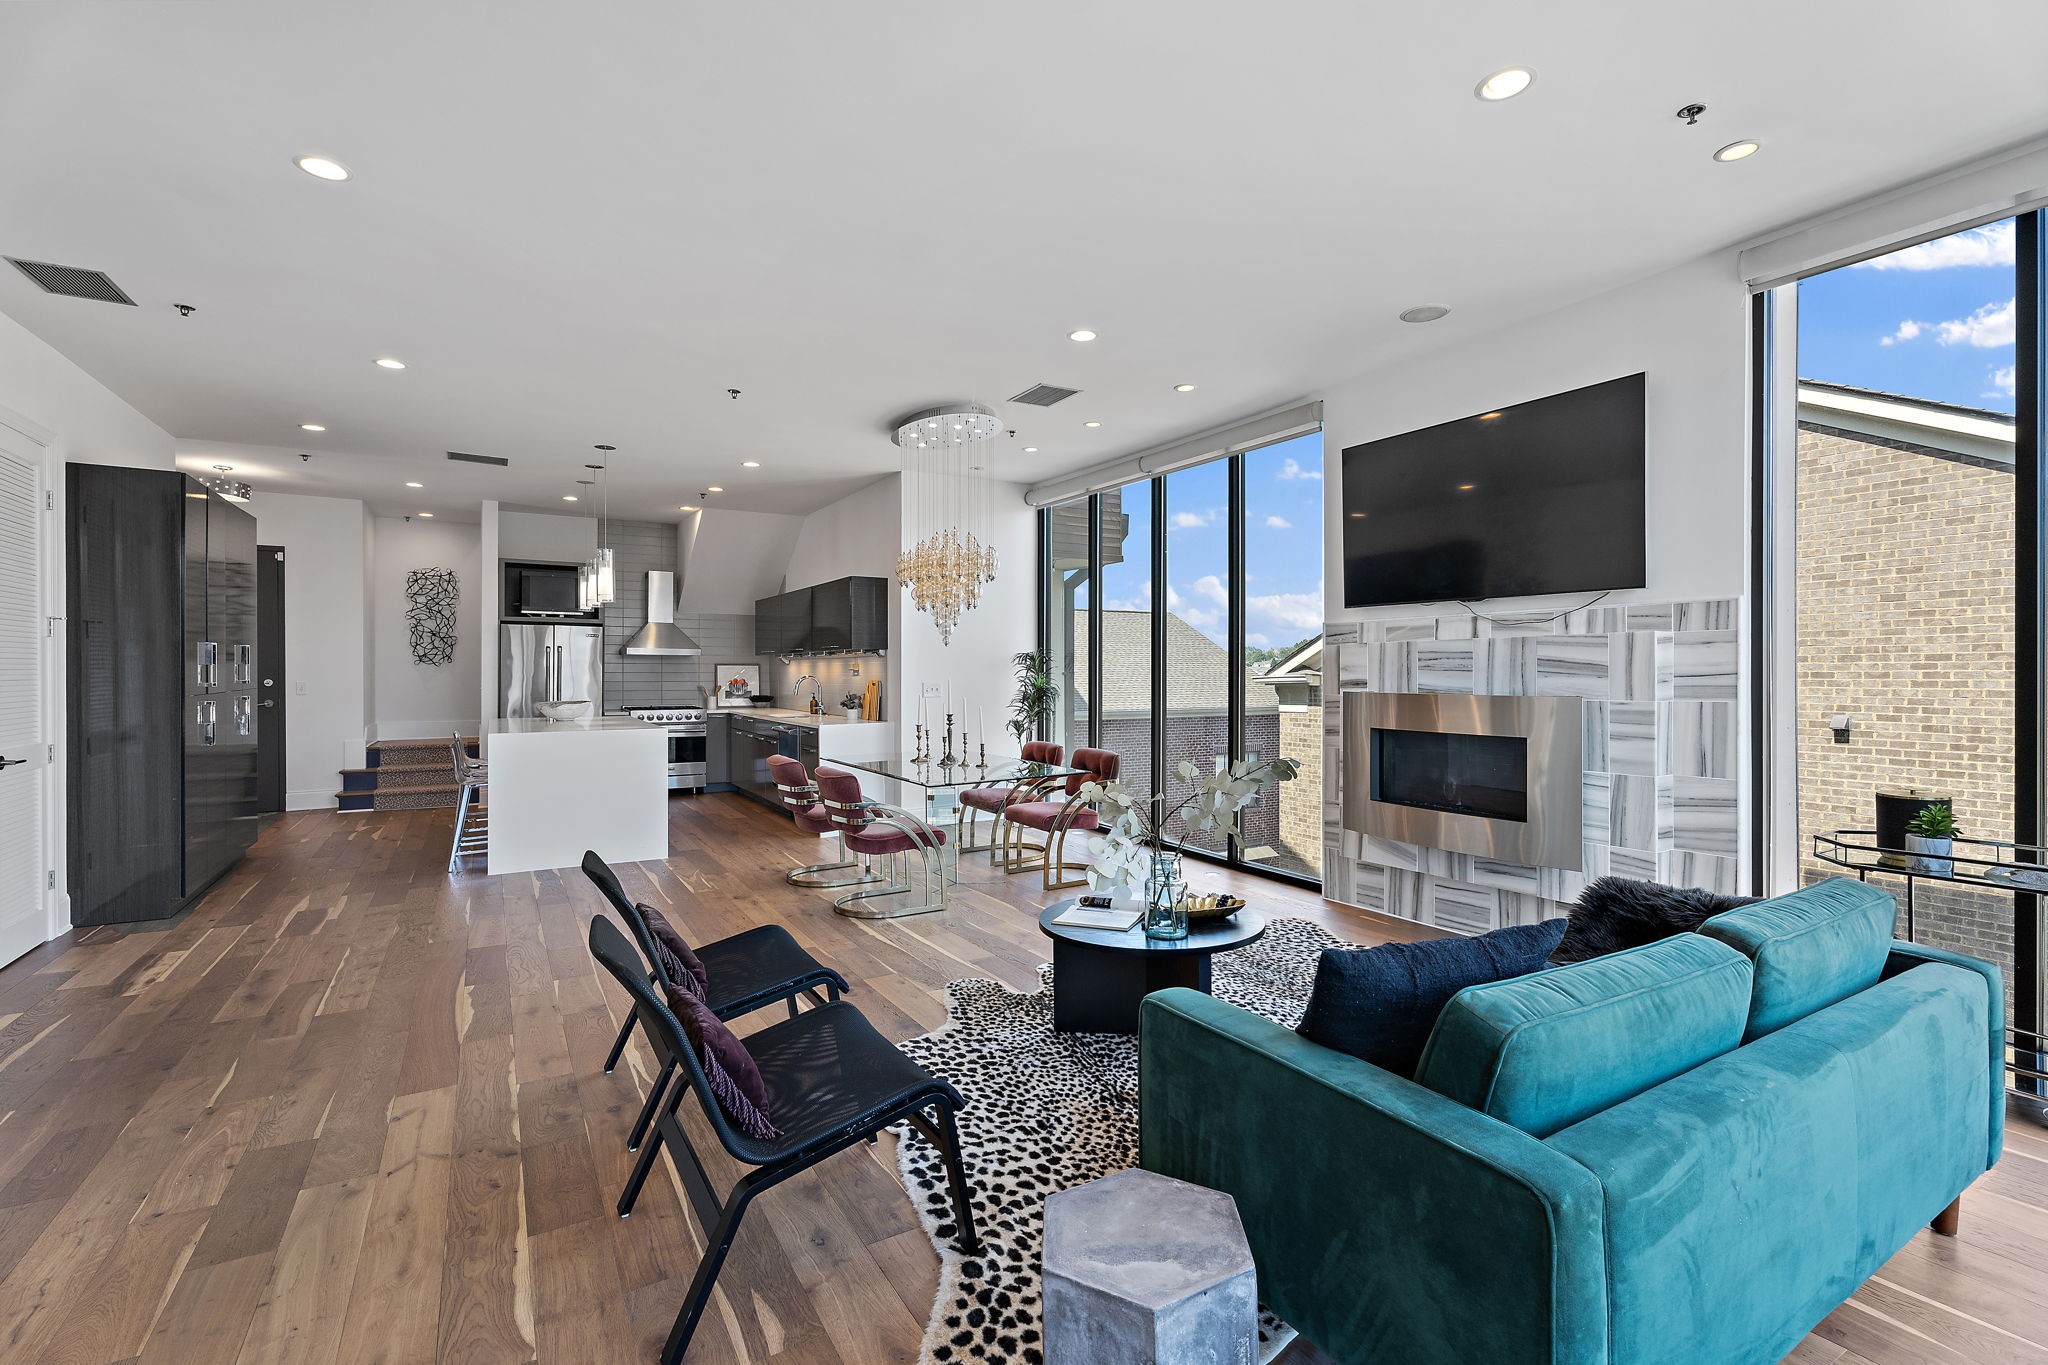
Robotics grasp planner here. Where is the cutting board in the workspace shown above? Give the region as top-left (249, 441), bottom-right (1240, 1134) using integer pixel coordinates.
top-left (861, 678), bottom-right (881, 722)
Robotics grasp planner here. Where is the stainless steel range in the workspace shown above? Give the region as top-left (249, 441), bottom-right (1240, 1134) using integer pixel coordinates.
top-left (622, 706), bottom-right (707, 791)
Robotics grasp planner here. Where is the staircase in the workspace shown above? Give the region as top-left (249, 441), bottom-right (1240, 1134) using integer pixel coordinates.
top-left (338, 737), bottom-right (474, 812)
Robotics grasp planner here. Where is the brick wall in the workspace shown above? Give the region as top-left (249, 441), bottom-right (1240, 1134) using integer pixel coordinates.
top-left (1794, 422), bottom-right (2016, 996)
top-left (1094, 712), bottom-right (1284, 859)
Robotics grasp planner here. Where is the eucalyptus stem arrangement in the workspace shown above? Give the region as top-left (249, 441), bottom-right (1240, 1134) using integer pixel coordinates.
top-left (1079, 755), bottom-right (1300, 892)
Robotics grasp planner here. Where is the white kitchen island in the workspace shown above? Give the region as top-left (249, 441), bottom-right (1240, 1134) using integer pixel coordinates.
top-left (480, 717), bottom-right (669, 876)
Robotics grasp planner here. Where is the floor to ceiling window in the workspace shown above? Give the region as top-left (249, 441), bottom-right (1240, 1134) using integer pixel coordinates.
top-left (1039, 427), bottom-right (1325, 885)
top-left (1761, 211), bottom-right (2042, 1094)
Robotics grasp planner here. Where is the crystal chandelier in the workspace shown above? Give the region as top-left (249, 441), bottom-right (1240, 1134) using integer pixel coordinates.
top-left (893, 404), bottom-right (1001, 646)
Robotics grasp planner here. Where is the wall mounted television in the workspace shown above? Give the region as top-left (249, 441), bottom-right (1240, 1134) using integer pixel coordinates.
top-left (1340, 372), bottom-right (1647, 608)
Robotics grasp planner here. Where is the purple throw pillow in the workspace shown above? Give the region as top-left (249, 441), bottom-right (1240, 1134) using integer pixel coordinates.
top-left (662, 982), bottom-right (779, 1140)
top-left (638, 904), bottom-right (711, 996)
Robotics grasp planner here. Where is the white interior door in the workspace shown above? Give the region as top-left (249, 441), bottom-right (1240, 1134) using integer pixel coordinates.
top-left (0, 422), bottom-right (47, 968)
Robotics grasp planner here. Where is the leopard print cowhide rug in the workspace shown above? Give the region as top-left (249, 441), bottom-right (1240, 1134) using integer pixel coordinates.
top-left (892, 914), bottom-right (1350, 1365)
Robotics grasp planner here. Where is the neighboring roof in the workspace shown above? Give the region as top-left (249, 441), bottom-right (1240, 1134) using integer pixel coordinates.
top-left (1253, 635), bottom-right (1323, 685)
top-left (1798, 379), bottom-right (2014, 465)
top-left (1073, 610), bottom-right (1278, 717)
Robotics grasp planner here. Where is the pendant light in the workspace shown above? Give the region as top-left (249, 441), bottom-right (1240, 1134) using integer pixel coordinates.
top-left (579, 445), bottom-right (617, 609)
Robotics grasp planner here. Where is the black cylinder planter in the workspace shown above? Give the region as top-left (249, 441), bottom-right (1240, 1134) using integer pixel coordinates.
top-left (1875, 788), bottom-right (1952, 867)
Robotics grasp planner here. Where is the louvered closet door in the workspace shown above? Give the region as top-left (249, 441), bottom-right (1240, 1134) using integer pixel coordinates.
top-left (0, 423), bottom-right (46, 969)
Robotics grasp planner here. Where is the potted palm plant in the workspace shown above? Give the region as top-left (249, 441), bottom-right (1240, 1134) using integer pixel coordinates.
top-left (1006, 649), bottom-right (1059, 745)
top-left (1905, 803), bottom-right (1959, 878)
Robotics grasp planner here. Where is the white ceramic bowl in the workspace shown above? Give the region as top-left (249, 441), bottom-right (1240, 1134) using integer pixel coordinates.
top-left (536, 698), bottom-right (592, 722)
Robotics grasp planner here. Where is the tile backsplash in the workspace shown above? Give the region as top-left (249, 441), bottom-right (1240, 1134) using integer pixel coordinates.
top-left (598, 519), bottom-right (755, 711)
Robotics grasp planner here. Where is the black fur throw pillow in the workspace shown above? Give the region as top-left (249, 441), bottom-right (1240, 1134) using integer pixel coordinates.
top-left (1550, 876), bottom-right (1757, 965)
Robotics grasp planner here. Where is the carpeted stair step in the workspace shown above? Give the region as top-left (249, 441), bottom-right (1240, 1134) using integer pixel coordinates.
top-left (342, 762), bottom-right (457, 792)
top-left (337, 782), bottom-right (467, 813)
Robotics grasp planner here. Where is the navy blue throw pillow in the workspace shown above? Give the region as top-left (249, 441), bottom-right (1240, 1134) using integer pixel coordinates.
top-left (1295, 919), bottom-right (1568, 1077)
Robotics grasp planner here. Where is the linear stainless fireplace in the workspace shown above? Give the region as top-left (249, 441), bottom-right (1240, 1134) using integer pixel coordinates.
top-left (1343, 692), bottom-right (1582, 870)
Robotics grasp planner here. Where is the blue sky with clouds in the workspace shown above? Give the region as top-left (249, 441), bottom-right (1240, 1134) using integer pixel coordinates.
top-left (1798, 219), bottom-right (2016, 414)
top-left (1099, 431), bottom-right (1325, 650)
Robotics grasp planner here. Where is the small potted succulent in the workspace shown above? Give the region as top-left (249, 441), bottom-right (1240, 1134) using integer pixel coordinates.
top-left (1905, 803), bottom-right (1959, 878)
top-left (841, 692), bottom-right (864, 721)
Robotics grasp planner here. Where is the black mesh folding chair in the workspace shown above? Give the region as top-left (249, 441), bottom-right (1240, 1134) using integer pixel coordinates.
top-left (583, 850), bottom-right (848, 1154)
top-left (588, 916), bottom-right (979, 1364)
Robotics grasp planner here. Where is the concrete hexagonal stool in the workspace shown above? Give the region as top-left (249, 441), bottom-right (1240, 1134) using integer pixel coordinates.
top-left (1042, 1167), bottom-right (1257, 1364)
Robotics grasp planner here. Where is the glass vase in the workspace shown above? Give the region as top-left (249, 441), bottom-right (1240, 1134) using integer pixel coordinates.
top-left (1142, 848), bottom-right (1188, 941)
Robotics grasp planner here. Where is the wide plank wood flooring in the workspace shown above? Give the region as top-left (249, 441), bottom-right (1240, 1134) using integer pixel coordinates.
top-left (0, 794), bottom-right (2045, 1363)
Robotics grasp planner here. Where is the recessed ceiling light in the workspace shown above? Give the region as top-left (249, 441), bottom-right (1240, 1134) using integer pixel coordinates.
top-left (563, 495), bottom-right (578, 502)
top-left (418, 511), bottom-right (434, 518)
top-left (294, 154), bottom-right (351, 181)
top-left (1023, 446), bottom-right (1039, 453)
top-left (405, 481), bottom-right (423, 489)
top-left (1174, 383), bottom-right (1197, 393)
top-left (741, 460), bottom-right (760, 468)
top-left (1474, 68), bottom-right (1534, 101)
top-left (1068, 329), bottom-right (1097, 342)
top-left (1084, 421), bottom-right (1101, 428)
top-left (299, 423), bottom-right (326, 432)
top-left (374, 357), bottom-right (406, 369)
top-left (706, 486), bottom-right (724, 493)
top-left (1714, 140), bottom-right (1761, 163)
top-left (1399, 305), bottom-right (1451, 324)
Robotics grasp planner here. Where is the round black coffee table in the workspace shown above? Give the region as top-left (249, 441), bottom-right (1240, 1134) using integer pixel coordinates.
top-left (1038, 899), bottom-right (1267, 1034)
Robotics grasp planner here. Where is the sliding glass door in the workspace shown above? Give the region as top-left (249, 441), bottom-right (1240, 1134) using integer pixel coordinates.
top-left (1758, 210), bottom-right (2044, 1095)
top-left (1040, 429), bottom-right (1325, 886)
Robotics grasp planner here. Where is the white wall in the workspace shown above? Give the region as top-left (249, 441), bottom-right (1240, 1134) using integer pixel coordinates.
top-left (786, 475), bottom-right (902, 588)
top-left (248, 490), bottom-right (371, 808)
top-left (499, 508), bottom-right (597, 563)
top-left (1320, 251), bottom-right (1749, 624)
top-left (0, 304), bottom-right (177, 943)
top-left (892, 480), bottom-right (1038, 751)
top-left (680, 507), bottom-right (803, 615)
top-left (370, 516), bottom-right (482, 741)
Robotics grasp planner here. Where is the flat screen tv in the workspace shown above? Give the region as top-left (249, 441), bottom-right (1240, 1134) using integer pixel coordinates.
top-left (1340, 372), bottom-right (1646, 608)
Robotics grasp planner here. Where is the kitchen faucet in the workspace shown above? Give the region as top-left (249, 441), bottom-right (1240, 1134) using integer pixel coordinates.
top-left (797, 673), bottom-right (822, 714)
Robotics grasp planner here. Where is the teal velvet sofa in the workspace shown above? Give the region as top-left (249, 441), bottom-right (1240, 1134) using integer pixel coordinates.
top-left (1138, 878), bottom-right (2004, 1365)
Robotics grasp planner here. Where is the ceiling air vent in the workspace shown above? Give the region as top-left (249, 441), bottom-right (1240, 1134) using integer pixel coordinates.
top-left (445, 450), bottom-right (509, 466)
top-left (6, 257), bottom-right (137, 306)
top-left (1008, 383), bottom-right (1081, 407)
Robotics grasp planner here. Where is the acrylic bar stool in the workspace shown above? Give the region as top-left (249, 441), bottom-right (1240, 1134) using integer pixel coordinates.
top-left (448, 732), bottom-right (488, 872)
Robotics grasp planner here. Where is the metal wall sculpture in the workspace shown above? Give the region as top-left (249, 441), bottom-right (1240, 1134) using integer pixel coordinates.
top-left (406, 567), bottom-right (459, 666)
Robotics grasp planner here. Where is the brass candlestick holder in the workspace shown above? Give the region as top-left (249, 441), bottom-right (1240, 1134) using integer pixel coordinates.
top-left (940, 713), bottom-right (957, 767)
top-left (913, 723), bottom-right (929, 763)
top-left (979, 741), bottom-right (987, 768)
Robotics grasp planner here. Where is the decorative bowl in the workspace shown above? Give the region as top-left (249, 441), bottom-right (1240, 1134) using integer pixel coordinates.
top-left (1181, 893), bottom-right (1245, 922)
top-left (537, 699), bottom-right (592, 721)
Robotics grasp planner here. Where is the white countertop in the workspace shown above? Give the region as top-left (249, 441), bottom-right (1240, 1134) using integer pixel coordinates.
top-left (483, 716), bottom-right (657, 736)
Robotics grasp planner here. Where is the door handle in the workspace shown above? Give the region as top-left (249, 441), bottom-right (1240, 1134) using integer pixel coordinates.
top-left (259, 699), bottom-right (276, 709)
top-left (0, 756), bottom-right (26, 769)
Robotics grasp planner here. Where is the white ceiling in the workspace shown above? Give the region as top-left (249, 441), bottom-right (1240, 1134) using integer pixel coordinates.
top-left (1, 1), bottom-right (2043, 521)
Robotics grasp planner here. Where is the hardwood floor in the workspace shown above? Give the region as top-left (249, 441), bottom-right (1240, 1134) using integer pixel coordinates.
top-left (0, 793), bottom-right (2044, 1364)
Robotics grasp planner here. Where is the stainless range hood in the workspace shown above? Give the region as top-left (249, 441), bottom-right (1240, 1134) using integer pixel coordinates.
top-left (624, 570), bottom-right (701, 655)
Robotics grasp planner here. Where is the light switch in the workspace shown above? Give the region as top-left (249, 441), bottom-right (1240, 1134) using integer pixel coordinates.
top-left (923, 683), bottom-right (942, 700)
top-left (295, 681), bottom-right (308, 696)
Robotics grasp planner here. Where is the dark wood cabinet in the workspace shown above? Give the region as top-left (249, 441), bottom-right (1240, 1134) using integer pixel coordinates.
top-left (755, 576), bottom-right (887, 656)
top-left (68, 466), bottom-right (258, 925)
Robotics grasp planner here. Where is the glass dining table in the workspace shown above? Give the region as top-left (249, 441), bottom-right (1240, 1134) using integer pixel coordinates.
top-left (821, 752), bottom-right (1086, 881)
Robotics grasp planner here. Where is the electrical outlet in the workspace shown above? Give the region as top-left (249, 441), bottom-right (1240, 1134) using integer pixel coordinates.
top-left (923, 683), bottom-right (942, 700)
top-left (295, 681), bottom-right (308, 696)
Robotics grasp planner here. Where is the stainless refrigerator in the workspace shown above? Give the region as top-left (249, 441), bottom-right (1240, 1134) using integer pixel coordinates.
top-left (500, 623), bottom-right (604, 718)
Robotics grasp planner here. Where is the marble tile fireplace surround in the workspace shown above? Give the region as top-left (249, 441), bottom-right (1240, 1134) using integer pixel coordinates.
top-left (1322, 598), bottom-right (1741, 935)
